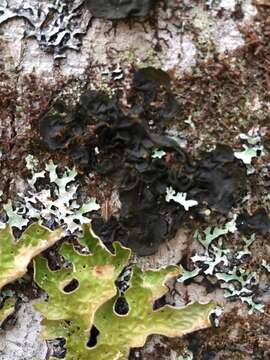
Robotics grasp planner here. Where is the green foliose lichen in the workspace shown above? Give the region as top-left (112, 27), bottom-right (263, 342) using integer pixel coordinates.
top-left (0, 223), bottom-right (61, 289)
top-left (0, 297), bottom-right (16, 326)
top-left (34, 225), bottom-right (214, 360)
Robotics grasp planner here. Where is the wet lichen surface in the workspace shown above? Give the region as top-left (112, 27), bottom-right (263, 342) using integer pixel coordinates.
top-left (0, 0), bottom-right (270, 359)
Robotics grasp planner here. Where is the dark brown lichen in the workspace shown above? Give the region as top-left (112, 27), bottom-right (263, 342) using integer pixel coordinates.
top-left (85, 0), bottom-right (155, 20)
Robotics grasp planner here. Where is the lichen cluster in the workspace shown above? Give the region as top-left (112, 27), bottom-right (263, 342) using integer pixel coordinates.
top-left (37, 69), bottom-right (249, 256)
top-left (0, 0), bottom-right (88, 58)
top-left (0, 221), bottom-right (214, 360)
top-left (179, 218), bottom-right (265, 314)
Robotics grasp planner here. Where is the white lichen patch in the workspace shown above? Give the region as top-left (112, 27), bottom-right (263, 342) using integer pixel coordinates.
top-left (166, 187), bottom-right (198, 211)
top-left (2, 201), bottom-right (28, 230)
top-left (192, 240), bottom-right (229, 276)
top-left (262, 260), bottom-right (270, 273)
top-left (178, 265), bottom-right (201, 283)
top-left (219, 0), bottom-right (237, 12)
top-left (234, 145), bottom-right (260, 165)
top-left (152, 148), bottom-right (166, 159)
top-left (216, 267), bottom-right (264, 314)
top-left (234, 130), bottom-right (264, 174)
top-left (1, 156), bottom-right (100, 233)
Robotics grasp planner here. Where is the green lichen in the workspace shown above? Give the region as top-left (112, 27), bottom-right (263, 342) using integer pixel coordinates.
top-left (34, 225), bottom-right (131, 358)
top-left (0, 223), bottom-right (61, 289)
top-left (0, 297), bottom-right (16, 326)
top-left (34, 225), bottom-right (214, 360)
top-left (90, 268), bottom-right (213, 360)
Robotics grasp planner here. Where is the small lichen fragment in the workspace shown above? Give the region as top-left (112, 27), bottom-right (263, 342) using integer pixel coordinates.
top-left (152, 148), bottom-right (166, 159)
top-left (234, 144), bottom-right (259, 164)
top-left (0, 298), bottom-right (16, 327)
top-left (166, 187), bottom-right (198, 211)
top-left (3, 201), bottom-right (29, 230)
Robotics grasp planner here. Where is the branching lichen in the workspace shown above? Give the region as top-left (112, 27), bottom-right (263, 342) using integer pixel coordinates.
top-left (195, 216), bottom-right (237, 250)
top-left (166, 187), bottom-right (198, 211)
top-left (0, 0), bottom-right (88, 58)
top-left (1, 156), bottom-right (100, 234)
top-left (180, 221), bottom-right (264, 314)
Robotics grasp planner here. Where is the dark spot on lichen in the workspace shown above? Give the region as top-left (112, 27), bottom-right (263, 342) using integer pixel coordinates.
top-left (62, 278), bottom-right (79, 293)
top-left (114, 296), bottom-right (129, 315)
top-left (87, 325), bottom-right (100, 348)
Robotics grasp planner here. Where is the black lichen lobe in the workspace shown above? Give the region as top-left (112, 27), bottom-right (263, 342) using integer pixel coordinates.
top-left (189, 144), bottom-right (247, 215)
top-left (133, 66), bottom-right (171, 103)
top-left (39, 102), bottom-right (75, 151)
top-left (237, 208), bottom-right (270, 236)
top-left (85, 0), bottom-right (154, 20)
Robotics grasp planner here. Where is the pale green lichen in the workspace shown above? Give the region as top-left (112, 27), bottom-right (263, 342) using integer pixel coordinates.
top-left (182, 221), bottom-right (263, 313)
top-left (192, 240), bottom-right (229, 275)
top-left (178, 265), bottom-right (201, 283)
top-left (195, 216), bottom-right (237, 250)
top-left (178, 347), bottom-right (194, 360)
top-left (236, 234), bottom-right (256, 260)
top-left (234, 145), bottom-right (258, 165)
top-left (2, 201), bottom-right (29, 230)
top-left (216, 267), bottom-right (263, 314)
top-left (262, 259), bottom-right (270, 272)
top-left (1, 157), bottom-right (100, 233)
top-left (18, 157), bottom-right (100, 233)
top-left (184, 115), bottom-right (196, 129)
top-left (234, 132), bottom-right (264, 175)
top-left (152, 148), bottom-right (166, 159)
top-left (166, 187), bottom-right (198, 211)
top-left (34, 225), bottom-right (214, 360)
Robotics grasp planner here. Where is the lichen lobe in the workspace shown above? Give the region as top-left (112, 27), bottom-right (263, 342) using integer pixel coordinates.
top-left (85, 0), bottom-right (154, 20)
